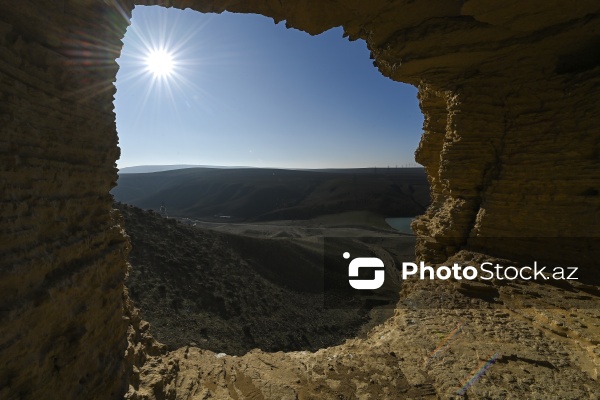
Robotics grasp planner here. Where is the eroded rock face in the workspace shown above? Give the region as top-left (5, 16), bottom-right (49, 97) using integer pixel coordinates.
top-left (1, 1), bottom-right (135, 398)
top-left (1, 0), bottom-right (599, 399)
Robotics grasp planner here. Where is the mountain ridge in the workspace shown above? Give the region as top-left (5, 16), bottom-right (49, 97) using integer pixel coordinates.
top-left (112, 167), bottom-right (430, 222)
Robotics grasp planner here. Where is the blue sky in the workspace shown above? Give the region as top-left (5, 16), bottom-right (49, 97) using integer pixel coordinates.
top-left (114, 6), bottom-right (423, 169)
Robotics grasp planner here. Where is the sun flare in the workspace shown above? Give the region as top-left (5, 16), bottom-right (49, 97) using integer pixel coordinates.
top-left (145, 49), bottom-right (174, 77)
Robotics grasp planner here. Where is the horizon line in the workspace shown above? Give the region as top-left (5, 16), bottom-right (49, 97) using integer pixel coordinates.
top-left (118, 163), bottom-right (424, 170)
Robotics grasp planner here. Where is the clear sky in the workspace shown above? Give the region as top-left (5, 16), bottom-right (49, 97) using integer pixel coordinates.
top-left (114, 6), bottom-right (424, 169)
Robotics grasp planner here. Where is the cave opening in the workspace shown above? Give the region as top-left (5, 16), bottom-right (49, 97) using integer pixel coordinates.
top-left (112, 5), bottom-right (427, 356)
top-left (5, 0), bottom-right (600, 398)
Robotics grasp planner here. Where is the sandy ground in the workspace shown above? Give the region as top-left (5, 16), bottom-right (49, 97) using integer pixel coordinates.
top-left (184, 210), bottom-right (408, 239)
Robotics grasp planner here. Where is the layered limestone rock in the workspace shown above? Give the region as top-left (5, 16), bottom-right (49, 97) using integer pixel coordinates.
top-left (1, 0), bottom-right (599, 399)
top-left (1, 1), bottom-right (135, 398)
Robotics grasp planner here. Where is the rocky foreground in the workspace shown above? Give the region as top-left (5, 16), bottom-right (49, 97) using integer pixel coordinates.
top-left (127, 280), bottom-right (600, 399)
top-left (122, 208), bottom-right (600, 398)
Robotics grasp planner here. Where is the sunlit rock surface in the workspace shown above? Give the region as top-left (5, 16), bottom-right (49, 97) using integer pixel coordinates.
top-left (1, 0), bottom-right (599, 398)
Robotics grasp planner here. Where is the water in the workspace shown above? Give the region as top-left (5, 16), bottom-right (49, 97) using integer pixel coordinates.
top-left (385, 217), bottom-right (414, 235)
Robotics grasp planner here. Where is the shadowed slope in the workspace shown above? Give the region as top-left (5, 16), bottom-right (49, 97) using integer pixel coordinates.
top-left (118, 203), bottom-right (410, 355)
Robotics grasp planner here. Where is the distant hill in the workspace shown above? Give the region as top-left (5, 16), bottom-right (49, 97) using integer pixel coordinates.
top-left (118, 164), bottom-right (255, 174)
top-left (111, 167), bottom-right (430, 221)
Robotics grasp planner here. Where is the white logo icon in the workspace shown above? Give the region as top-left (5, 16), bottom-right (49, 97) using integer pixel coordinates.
top-left (345, 252), bottom-right (385, 290)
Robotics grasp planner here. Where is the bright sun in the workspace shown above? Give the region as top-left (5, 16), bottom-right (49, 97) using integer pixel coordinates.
top-left (145, 49), bottom-right (174, 77)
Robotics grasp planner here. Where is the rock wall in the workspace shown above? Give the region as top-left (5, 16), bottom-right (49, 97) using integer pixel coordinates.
top-left (0, 1), bottom-right (134, 398)
top-left (1, 0), bottom-right (599, 399)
